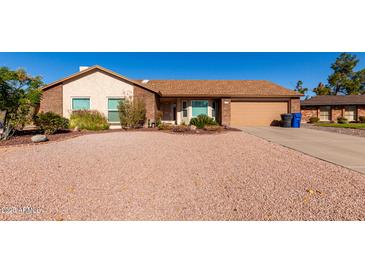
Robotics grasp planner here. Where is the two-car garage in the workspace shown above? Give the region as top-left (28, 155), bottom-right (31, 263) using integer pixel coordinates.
top-left (144, 79), bottom-right (300, 127)
top-left (230, 101), bottom-right (289, 127)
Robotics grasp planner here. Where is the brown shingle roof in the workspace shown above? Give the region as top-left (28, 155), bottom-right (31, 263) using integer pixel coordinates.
top-left (301, 95), bottom-right (365, 106)
top-left (140, 80), bottom-right (301, 98)
top-left (42, 65), bottom-right (300, 98)
top-left (42, 65), bottom-right (161, 95)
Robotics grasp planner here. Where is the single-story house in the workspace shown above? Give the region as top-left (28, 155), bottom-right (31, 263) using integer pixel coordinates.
top-left (301, 95), bottom-right (365, 122)
top-left (39, 65), bottom-right (301, 127)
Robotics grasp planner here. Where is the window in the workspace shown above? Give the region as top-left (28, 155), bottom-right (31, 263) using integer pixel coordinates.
top-left (72, 98), bottom-right (90, 110)
top-left (212, 101), bottom-right (216, 119)
top-left (344, 106), bottom-right (356, 121)
top-left (182, 101), bottom-right (187, 118)
top-left (319, 106), bottom-right (330, 121)
top-left (108, 98), bottom-right (123, 123)
top-left (192, 100), bottom-right (208, 117)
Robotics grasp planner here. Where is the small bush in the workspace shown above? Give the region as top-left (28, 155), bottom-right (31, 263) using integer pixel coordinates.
top-left (158, 123), bottom-right (174, 130)
top-left (189, 114), bottom-right (217, 129)
top-left (309, 116), bottom-right (320, 123)
top-left (172, 125), bottom-right (190, 132)
top-left (35, 112), bottom-right (69, 134)
top-left (70, 110), bottom-right (109, 131)
top-left (203, 125), bottom-right (222, 131)
top-left (337, 116), bottom-right (348, 124)
top-left (118, 99), bottom-right (146, 128)
top-left (156, 111), bottom-right (163, 127)
top-left (359, 116), bottom-right (365, 123)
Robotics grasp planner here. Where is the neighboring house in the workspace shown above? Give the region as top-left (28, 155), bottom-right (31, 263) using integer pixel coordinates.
top-left (39, 65), bottom-right (301, 127)
top-left (301, 95), bottom-right (365, 123)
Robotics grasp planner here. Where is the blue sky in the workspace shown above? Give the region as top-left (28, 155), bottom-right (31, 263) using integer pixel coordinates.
top-left (1, 52), bottom-right (364, 96)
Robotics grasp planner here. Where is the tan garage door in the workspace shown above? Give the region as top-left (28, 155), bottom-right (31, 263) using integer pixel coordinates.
top-left (231, 101), bottom-right (288, 126)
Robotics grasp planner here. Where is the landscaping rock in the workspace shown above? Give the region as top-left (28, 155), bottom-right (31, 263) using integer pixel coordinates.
top-left (31, 135), bottom-right (48, 143)
top-left (73, 126), bottom-right (80, 132)
top-left (3, 131), bottom-right (365, 220)
top-left (301, 123), bottom-right (365, 138)
top-left (189, 125), bottom-right (197, 130)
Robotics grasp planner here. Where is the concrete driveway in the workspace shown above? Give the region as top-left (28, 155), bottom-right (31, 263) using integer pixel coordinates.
top-left (241, 127), bottom-right (365, 174)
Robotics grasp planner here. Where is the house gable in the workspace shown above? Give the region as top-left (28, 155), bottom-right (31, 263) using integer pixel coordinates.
top-left (42, 65), bottom-right (161, 96)
top-left (62, 70), bottom-right (135, 118)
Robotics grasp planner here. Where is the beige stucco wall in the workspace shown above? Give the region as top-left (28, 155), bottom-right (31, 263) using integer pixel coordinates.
top-left (176, 99), bottom-right (216, 125)
top-left (62, 70), bottom-right (134, 118)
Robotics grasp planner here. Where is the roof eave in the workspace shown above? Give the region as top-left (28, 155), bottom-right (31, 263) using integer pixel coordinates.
top-left (159, 94), bottom-right (302, 98)
top-left (301, 102), bottom-right (365, 106)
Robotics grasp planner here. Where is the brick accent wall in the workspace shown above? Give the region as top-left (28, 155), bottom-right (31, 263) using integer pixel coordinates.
top-left (133, 86), bottom-right (158, 124)
top-left (39, 84), bottom-right (63, 115)
top-left (301, 105), bottom-right (365, 122)
top-left (290, 98), bottom-right (300, 113)
top-left (301, 106), bottom-right (318, 122)
top-left (331, 106), bottom-right (343, 121)
top-left (221, 98), bottom-right (231, 126)
top-left (358, 106), bottom-right (365, 119)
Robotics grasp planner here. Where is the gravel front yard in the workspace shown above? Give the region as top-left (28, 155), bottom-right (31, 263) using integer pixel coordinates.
top-left (1, 131), bottom-right (365, 221)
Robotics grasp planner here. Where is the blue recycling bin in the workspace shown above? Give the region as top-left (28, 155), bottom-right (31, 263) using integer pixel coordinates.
top-left (291, 112), bottom-right (302, 128)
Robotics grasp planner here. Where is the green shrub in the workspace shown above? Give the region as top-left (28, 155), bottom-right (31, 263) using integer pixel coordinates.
top-left (189, 114), bottom-right (217, 129)
top-left (309, 116), bottom-right (320, 123)
top-left (156, 111), bottom-right (163, 127)
top-left (118, 99), bottom-right (146, 128)
top-left (157, 123), bottom-right (174, 130)
top-left (359, 116), bottom-right (365, 123)
top-left (70, 110), bottom-right (109, 131)
top-left (35, 112), bottom-right (69, 134)
top-left (337, 116), bottom-right (348, 124)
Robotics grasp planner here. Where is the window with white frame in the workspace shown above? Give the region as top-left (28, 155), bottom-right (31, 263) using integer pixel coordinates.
top-left (72, 98), bottom-right (90, 110)
top-left (182, 101), bottom-right (188, 118)
top-left (192, 100), bottom-right (208, 117)
top-left (212, 101), bottom-right (217, 119)
top-left (344, 106), bottom-right (356, 121)
top-left (108, 98), bottom-right (123, 123)
top-left (319, 106), bottom-right (330, 121)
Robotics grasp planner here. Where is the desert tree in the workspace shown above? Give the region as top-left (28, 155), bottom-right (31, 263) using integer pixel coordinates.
top-left (326, 53), bottom-right (365, 95)
top-left (0, 67), bottom-right (43, 140)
